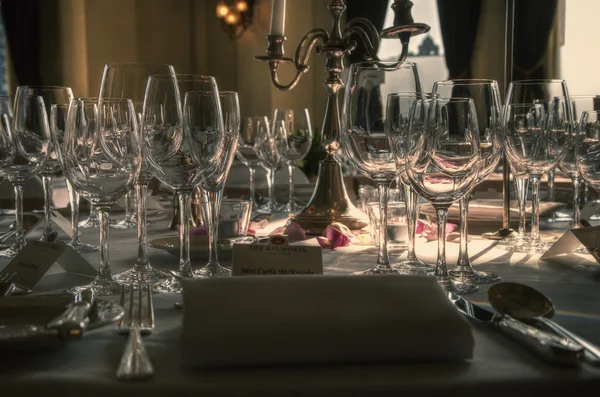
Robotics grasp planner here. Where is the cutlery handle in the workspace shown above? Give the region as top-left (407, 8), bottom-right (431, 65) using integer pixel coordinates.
top-left (535, 316), bottom-right (600, 366)
top-left (46, 302), bottom-right (91, 340)
top-left (495, 314), bottom-right (584, 366)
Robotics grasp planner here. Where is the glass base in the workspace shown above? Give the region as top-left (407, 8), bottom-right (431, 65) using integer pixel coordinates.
top-left (448, 267), bottom-right (501, 284)
top-left (498, 235), bottom-right (531, 247)
top-left (255, 201), bottom-right (281, 214)
top-left (79, 216), bottom-right (100, 229)
top-left (392, 257), bottom-right (435, 276)
top-left (70, 277), bottom-right (122, 297)
top-left (111, 216), bottom-right (137, 229)
top-left (193, 264), bottom-right (232, 278)
top-left (284, 198), bottom-right (306, 213)
top-left (437, 275), bottom-right (479, 294)
top-left (114, 266), bottom-right (172, 290)
top-left (505, 238), bottom-right (552, 254)
top-left (68, 241), bottom-right (100, 254)
top-left (351, 265), bottom-right (400, 276)
top-left (0, 242), bottom-right (25, 258)
top-left (546, 211), bottom-right (573, 223)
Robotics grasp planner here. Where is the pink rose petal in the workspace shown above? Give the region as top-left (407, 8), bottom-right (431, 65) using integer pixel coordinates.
top-left (189, 226), bottom-right (207, 235)
top-left (416, 219), bottom-right (426, 234)
top-left (269, 226), bottom-right (287, 236)
top-left (317, 225), bottom-right (351, 250)
top-left (285, 222), bottom-right (307, 241)
top-left (419, 221), bottom-right (459, 241)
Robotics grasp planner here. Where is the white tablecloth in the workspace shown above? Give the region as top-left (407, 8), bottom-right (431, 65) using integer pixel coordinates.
top-left (0, 210), bottom-right (599, 396)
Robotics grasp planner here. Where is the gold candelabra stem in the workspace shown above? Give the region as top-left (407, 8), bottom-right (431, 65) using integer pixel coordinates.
top-left (255, 0), bottom-right (429, 234)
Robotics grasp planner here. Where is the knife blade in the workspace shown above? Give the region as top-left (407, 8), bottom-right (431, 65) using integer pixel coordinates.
top-left (448, 292), bottom-right (584, 366)
top-left (46, 289), bottom-right (95, 340)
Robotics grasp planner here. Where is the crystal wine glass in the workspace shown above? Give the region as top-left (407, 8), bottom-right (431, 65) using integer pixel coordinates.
top-left (195, 91), bottom-right (240, 278)
top-left (236, 116), bottom-right (269, 211)
top-left (99, 62), bottom-right (175, 284)
top-left (273, 108), bottom-right (312, 213)
top-left (49, 103), bottom-right (99, 253)
top-left (0, 95), bottom-right (49, 258)
top-left (432, 79), bottom-right (503, 284)
top-left (143, 74), bottom-right (224, 287)
top-left (62, 97), bottom-right (141, 296)
top-left (504, 100), bottom-right (571, 253)
top-left (576, 110), bottom-right (600, 209)
top-left (342, 61), bottom-right (422, 275)
top-left (256, 118), bottom-right (285, 213)
top-left (14, 86), bottom-right (73, 241)
top-left (385, 92), bottom-right (433, 275)
top-left (405, 98), bottom-right (481, 294)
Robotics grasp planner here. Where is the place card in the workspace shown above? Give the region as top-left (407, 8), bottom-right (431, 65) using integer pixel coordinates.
top-left (231, 235), bottom-right (323, 276)
top-left (541, 225), bottom-right (600, 262)
top-left (2, 235), bottom-right (97, 289)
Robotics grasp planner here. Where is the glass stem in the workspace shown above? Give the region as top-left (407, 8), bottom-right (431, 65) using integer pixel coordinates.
top-left (267, 168), bottom-right (276, 210)
top-left (136, 181), bottom-right (150, 267)
top-left (572, 176), bottom-right (581, 228)
top-left (531, 175), bottom-right (541, 241)
top-left (201, 189), bottom-right (223, 271)
top-left (124, 192), bottom-right (132, 221)
top-left (516, 177), bottom-right (529, 238)
top-left (287, 162), bottom-right (295, 209)
top-left (96, 205), bottom-right (113, 281)
top-left (456, 195), bottom-right (471, 269)
top-left (376, 183), bottom-right (390, 268)
top-left (66, 180), bottom-right (81, 245)
top-left (13, 183), bottom-right (25, 248)
top-left (177, 191), bottom-right (193, 277)
top-left (42, 174), bottom-right (53, 237)
top-left (402, 183), bottom-right (418, 262)
top-left (434, 205), bottom-right (450, 280)
top-left (248, 167), bottom-right (256, 207)
top-left (547, 169), bottom-right (555, 202)
top-left (583, 181), bottom-right (589, 205)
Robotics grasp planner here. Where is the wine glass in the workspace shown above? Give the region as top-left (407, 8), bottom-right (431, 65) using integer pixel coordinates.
top-left (236, 116), bottom-right (269, 211)
top-left (385, 92), bottom-right (433, 275)
top-left (0, 95), bottom-right (11, 249)
top-left (342, 61), bottom-right (422, 275)
top-left (405, 98), bottom-right (481, 294)
top-left (99, 62), bottom-right (176, 283)
top-left (272, 108), bottom-right (313, 213)
top-left (504, 100), bottom-right (571, 253)
top-left (576, 111), bottom-right (600, 207)
top-left (195, 91), bottom-right (240, 278)
top-left (79, 205), bottom-right (100, 228)
top-left (0, 95), bottom-right (49, 258)
top-left (49, 103), bottom-right (99, 253)
top-left (14, 86), bottom-right (73, 241)
top-left (432, 79), bottom-right (503, 284)
top-left (62, 97), bottom-right (141, 296)
top-left (256, 118), bottom-right (285, 213)
top-left (143, 74), bottom-right (224, 287)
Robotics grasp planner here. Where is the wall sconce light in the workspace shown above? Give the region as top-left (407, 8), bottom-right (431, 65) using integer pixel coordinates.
top-left (216, 0), bottom-right (254, 40)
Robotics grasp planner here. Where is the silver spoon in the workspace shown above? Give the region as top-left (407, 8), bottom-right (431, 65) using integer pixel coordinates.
top-left (488, 282), bottom-right (600, 366)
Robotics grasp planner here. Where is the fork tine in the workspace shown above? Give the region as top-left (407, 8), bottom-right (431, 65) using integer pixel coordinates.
top-left (127, 283), bottom-right (135, 328)
top-left (146, 284), bottom-right (154, 329)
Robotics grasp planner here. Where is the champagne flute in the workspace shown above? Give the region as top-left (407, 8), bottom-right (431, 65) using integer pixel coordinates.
top-left (272, 108), bottom-right (312, 213)
top-left (236, 116), bottom-right (269, 211)
top-left (195, 91), bottom-right (240, 278)
top-left (143, 74), bottom-right (224, 288)
top-left (63, 97), bottom-right (141, 296)
top-left (432, 79), bottom-right (503, 284)
top-left (256, 118), bottom-right (284, 213)
top-left (14, 86), bottom-right (73, 241)
top-left (49, 104), bottom-right (99, 253)
top-left (0, 95), bottom-right (49, 258)
top-left (405, 98), bottom-right (480, 294)
top-left (99, 62), bottom-right (175, 283)
top-left (386, 92), bottom-right (433, 275)
top-left (342, 61), bottom-right (422, 275)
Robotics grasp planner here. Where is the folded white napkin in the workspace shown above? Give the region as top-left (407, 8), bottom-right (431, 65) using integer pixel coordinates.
top-left (181, 275), bottom-right (474, 368)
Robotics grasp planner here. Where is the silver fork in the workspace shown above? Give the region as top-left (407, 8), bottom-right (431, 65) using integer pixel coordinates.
top-left (0, 271), bottom-right (16, 297)
top-left (116, 283), bottom-right (154, 381)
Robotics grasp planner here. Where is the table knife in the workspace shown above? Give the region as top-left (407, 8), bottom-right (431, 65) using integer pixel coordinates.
top-left (448, 292), bottom-right (584, 366)
top-left (46, 289), bottom-right (95, 340)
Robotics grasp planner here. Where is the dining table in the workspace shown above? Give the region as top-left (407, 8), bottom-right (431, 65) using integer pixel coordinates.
top-left (1, 194), bottom-right (600, 397)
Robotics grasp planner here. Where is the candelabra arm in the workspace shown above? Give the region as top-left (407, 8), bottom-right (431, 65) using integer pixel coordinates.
top-left (343, 18), bottom-right (381, 61)
top-left (294, 29), bottom-right (329, 71)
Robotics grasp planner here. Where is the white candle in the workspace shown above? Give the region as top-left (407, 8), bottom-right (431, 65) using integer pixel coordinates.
top-left (269, 0), bottom-right (286, 36)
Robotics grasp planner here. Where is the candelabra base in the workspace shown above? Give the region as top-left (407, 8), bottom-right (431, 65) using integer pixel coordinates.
top-left (290, 156), bottom-right (368, 235)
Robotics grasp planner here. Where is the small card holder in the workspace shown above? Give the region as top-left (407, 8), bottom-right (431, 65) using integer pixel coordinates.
top-left (231, 235), bottom-right (323, 276)
top-left (541, 225), bottom-right (600, 262)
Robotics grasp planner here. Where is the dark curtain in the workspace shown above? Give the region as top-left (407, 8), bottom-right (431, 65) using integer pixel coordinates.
top-left (437, 0), bottom-right (482, 79)
top-left (1, 0), bottom-right (43, 87)
top-left (346, 0), bottom-right (389, 64)
top-left (513, 0), bottom-right (558, 80)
